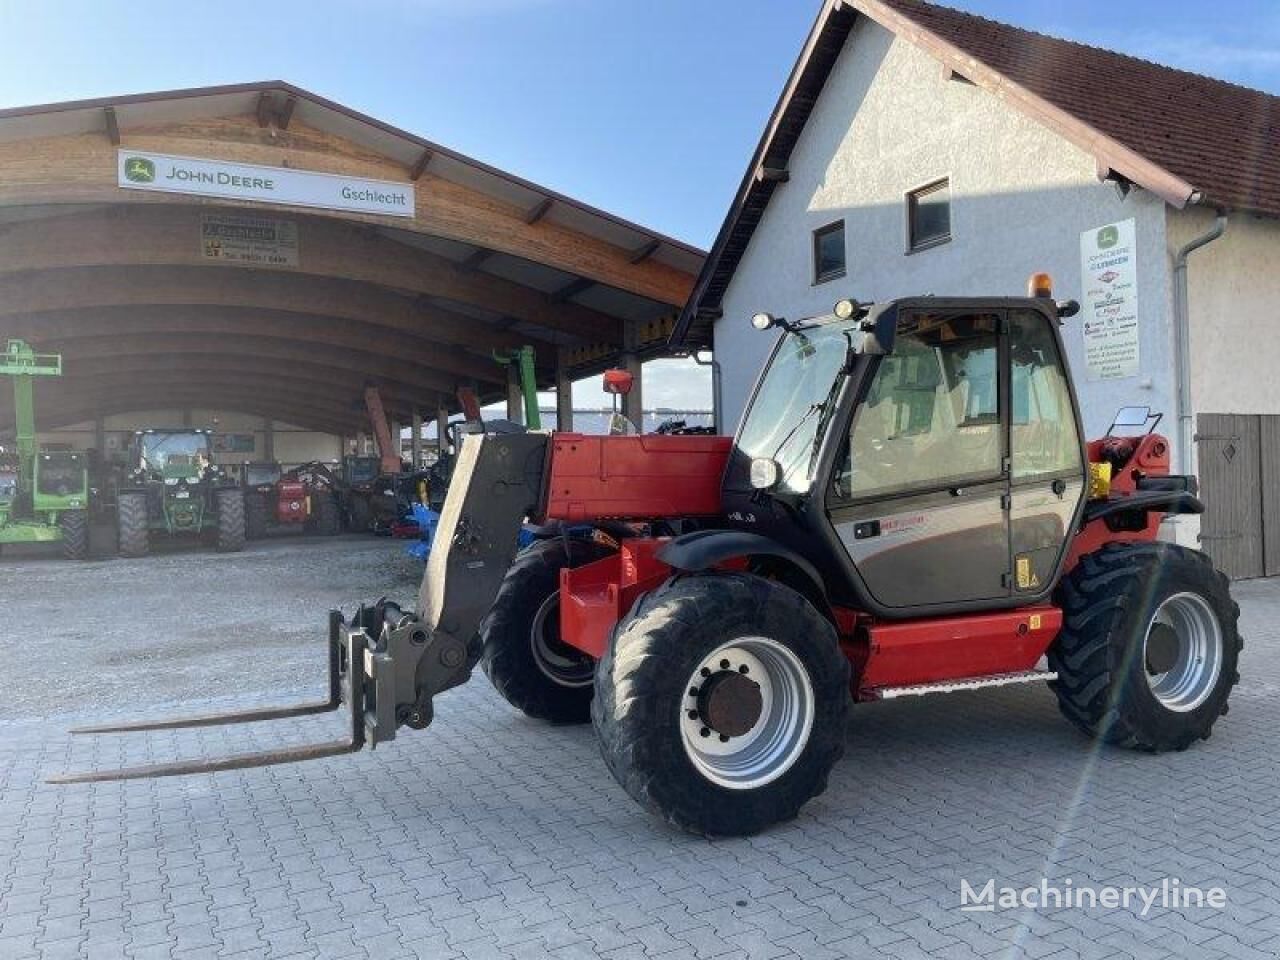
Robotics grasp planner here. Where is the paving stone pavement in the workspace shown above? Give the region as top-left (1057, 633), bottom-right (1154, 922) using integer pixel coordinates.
top-left (1, 542), bottom-right (1277, 959)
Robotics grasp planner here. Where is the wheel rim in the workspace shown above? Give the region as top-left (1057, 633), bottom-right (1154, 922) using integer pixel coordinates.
top-left (1144, 592), bottom-right (1224, 712)
top-left (529, 593), bottom-right (595, 688)
top-left (679, 636), bottom-right (814, 790)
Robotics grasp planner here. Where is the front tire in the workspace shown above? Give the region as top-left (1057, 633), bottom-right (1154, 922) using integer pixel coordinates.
top-left (244, 493), bottom-right (268, 540)
top-left (593, 573), bottom-right (849, 836)
top-left (117, 492), bottom-right (150, 558)
top-left (215, 488), bottom-right (246, 553)
top-left (480, 537), bottom-right (614, 723)
top-left (60, 510), bottom-right (88, 561)
top-left (313, 494), bottom-right (340, 536)
top-left (1049, 542), bottom-right (1240, 751)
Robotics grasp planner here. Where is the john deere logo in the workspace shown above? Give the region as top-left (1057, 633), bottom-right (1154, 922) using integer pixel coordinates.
top-left (1097, 225), bottom-right (1120, 249)
top-left (124, 157), bottom-right (155, 183)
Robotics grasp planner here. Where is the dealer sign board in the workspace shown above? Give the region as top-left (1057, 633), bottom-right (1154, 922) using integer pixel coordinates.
top-left (118, 150), bottom-right (415, 218)
top-left (1079, 218), bottom-right (1139, 381)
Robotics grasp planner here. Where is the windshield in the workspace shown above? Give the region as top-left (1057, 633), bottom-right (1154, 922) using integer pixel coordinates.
top-left (141, 433), bottom-right (210, 473)
top-left (244, 463), bottom-right (281, 486)
top-left (736, 322), bottom-right (852, 495)
top-left (346, 457), bottom-right (378, 483)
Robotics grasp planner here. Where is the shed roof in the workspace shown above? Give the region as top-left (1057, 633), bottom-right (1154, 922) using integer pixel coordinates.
top-left (674, 0), bottom-right (1280, 346)
top-left (0, 82), bottom-right (703, 435)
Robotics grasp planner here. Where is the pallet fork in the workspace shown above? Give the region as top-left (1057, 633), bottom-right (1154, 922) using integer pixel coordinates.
top-left (51, 432), bottom-right (549, 783)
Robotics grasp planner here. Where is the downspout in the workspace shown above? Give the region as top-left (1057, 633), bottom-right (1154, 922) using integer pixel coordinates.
top-left (1172, 211), bottom-right (1227, 474)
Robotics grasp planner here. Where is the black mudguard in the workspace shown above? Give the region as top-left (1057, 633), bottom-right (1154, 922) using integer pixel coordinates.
top-left (657, 529), bottom-right (827, 599)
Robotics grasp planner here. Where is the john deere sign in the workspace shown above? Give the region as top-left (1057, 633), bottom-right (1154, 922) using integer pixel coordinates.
top-left (117, 150), bottom-right (415, 218)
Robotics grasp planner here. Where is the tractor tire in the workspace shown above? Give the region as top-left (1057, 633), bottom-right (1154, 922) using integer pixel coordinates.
top-left (593, 573), bottom-right (850, 836)
top-left (244, 493), bottom-right (268, 540)
top-left (60, 510), bottom-right (89, 561)
top-left (313, 494), bottom-right (340, 536)
top-left (480, 538), bottom-right (615, 723)
top-left (117, 492), bottom-right (150, 558)
top-left (348, 495), bottom-right (373, 533)
top-left (1049, 542), bottom-right (1240, 752)
top-left (215, 488), bottom-right (246, 553)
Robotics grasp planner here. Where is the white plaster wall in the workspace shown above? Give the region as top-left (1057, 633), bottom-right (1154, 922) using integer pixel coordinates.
top-left (715, 19), bottom-right (1175, 444)
top-left (1172, 207), bottom-right (1280, 422)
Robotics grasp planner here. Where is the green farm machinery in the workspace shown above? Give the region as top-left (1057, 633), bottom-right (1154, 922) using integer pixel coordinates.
top-left (116, 428), bottom-right (245, 557)
top-left (0, 340), bottom-right (89, 560)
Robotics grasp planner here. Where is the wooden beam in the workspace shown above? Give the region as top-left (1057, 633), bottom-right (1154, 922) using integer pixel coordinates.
top-left (459, 248), bottom-right (494, 273)
top-left (26, 369), bottom-right (422, 418)
top-left (4, 305), bottom-right (506, 384)
top-left (256, 92), bottom-right (274, 128)
top-left (0, 112), bottom-right (700, 305)
top-left (524, 198), bottom-right (553, 224)
top-left (26, 392), bottom-right (363, 436)
top-left (103, 107), bottom-right (120, 146)
top-left (0, 208), bottom-right (621, 343)
top-left (755, 166), bottom-right (790, 183)
top-left (36, 332), bottom-right (470, 395)
top-left (277, 96), bottom-right (297, 130)
top-left (34, 353), bottom-right (428, 410)
top-left (0, 264), bottom-right (563, 360)
top-left (409, 148), bottom-right (434, 181)
top-left (550, 277), bottom-right (595, 305)
top-left (628, 239), bottom-right (661, 264)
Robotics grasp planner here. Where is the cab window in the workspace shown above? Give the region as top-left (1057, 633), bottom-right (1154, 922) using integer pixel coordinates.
top-left (836, 312), bottom-right (1002, 499)
top-left (1010, 310), bottom-right (1082, 480)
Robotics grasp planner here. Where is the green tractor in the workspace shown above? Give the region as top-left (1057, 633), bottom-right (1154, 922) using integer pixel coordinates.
top-left (116, 428), bottom-right (245, 557)
top-left (0, 340), bottom-right (89, 560)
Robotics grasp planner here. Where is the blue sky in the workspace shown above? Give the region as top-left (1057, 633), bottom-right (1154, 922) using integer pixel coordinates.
top-left (2, 0), bottom-right (1277, 410)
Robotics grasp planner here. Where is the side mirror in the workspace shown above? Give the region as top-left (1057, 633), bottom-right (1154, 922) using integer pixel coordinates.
top-left (602, 369), bottom-right (634, 396)
top-left (1112, 405), bottom-right (1151, 428)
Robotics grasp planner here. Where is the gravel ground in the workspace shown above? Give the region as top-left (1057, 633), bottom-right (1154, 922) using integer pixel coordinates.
top-left (0, 535), bottom-right (420, 719)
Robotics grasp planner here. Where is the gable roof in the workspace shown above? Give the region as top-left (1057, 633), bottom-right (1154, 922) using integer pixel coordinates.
top-left (674, 0), bottom-right (1280, 346)
top-left (0, 81), bottom-right (704, 276)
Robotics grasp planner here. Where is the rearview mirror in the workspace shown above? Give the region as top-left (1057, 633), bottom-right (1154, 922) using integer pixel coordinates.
top-left (1112, 405), bottom-right (1151, 427)
top-left (1107, 405), bottom-right (1161, 437)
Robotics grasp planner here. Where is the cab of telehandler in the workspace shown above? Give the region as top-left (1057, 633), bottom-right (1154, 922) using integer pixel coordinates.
top-left (724, 295), bottom-right (1088, 616)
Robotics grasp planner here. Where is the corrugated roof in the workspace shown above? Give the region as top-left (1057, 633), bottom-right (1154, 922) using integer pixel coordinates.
top-left (674, 0), bottom-right (1280, 347)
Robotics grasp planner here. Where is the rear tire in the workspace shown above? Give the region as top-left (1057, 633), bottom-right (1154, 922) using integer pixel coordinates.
top-left (1049, 542), bottom-right (1240, 751)
top-left (244, 493), bottom-right (268, 540)
top-left (480, 538), bottom-right (614, 723)
top-left (592, 573), bottom-right (849, 836)
top-left (117, 492), bottom-right (150, 558)
top-left (60, 510), bottom-right (88, 561)
top-left (314, 494), bottom-right (340, 536)
top-left (348, 495), bottom-right (372, 533)
top-left (215, 488), bottom-right (245, 553)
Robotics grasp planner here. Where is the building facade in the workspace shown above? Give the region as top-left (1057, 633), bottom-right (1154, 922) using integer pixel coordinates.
top-left (678, 0), bottom-right (1280, 577)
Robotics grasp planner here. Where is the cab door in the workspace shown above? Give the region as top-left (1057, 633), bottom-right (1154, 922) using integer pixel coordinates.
top-left (828, 310), bottom-right (1011, 610)
top-left (1007, 308), bottom-right (1087, 593)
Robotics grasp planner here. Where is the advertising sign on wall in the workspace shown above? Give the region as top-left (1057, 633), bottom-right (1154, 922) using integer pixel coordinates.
top-left (200, 214), bottom-right (299, 266)
top-left (212, 433), bottom-right (256, 454)
top-left (119, 151), bottom-right (415, 218)
top-left (1079, 218), bottom-right (1139, 381)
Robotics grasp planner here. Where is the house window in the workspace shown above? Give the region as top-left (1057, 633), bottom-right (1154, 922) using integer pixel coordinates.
top-left (813, 220), bottom-right (846, 283)
top-left (907, 179), bottom-right (951, 251)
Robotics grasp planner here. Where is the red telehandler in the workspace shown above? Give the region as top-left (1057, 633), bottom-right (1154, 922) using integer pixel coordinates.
top-left (56, 277), bottom-right (1239, 837)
